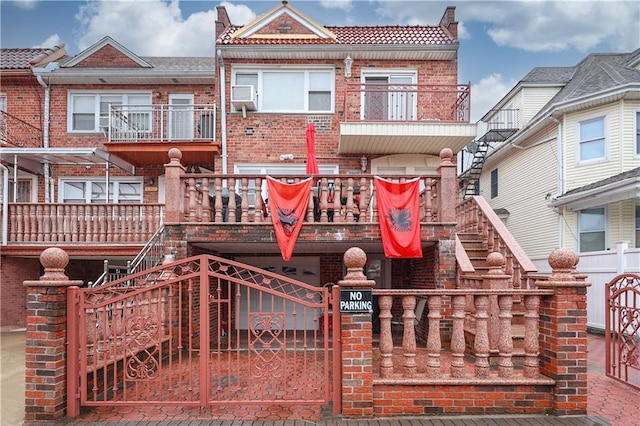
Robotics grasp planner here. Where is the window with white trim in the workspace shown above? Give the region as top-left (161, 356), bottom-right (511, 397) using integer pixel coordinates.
top-left (635, 111), bottom-right (640, 156)
top-left (578, 207), bottom-right (606, 252)
top-left (361, 69), bottom-right (417, 120)
top-left (68, 92), bottom-right (152, 132)
top-left (578, 117), bottom-right (606, 162)
top-left (490, 168), bottom-right (498, 199)
top-left (635, 204), bottom-right (640, 248)
top-left (60, 178), bottom-right (143, 203)
top-left (232, 68), bottom-right (334, 113)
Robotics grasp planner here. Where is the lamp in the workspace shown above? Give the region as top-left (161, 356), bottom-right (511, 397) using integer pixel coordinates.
top-left (360, 155), bottom-right (367, 172)
top-left (344, 56), bottom-right (353, 78)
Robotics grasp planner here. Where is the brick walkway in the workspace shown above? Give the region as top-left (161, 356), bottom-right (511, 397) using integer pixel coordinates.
top-left (3, 332), bottom-right (639, 425)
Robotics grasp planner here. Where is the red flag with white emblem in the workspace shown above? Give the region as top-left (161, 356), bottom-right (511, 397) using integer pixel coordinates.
top-left (374, 176), bottom-right (422, 258)
top-left (267, 176), bottom-right (313, 261)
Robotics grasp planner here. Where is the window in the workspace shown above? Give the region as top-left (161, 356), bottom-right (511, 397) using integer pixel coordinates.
top-left (578, 117), bottom-right (605, 162)
top-left (60, 178), bottom-right (143, 203)
top-left (232, 68), bottom-right (333, 113)
top-left (578, 207), bottom-right (606, 252)
top-left (635, 204), bottom-right (640, 248)
top-left (8, 179), bottom-right (32, 202)
top-left (68, 92), bottom-right (152, 132)
top-left (490, 168), bottom-right (498, 199)
top-left (636, 111), bottom-right (640, 156)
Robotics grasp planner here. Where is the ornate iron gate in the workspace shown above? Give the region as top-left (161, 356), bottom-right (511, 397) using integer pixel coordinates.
top-left (605, 273), bottom-right (640, 391)
top-left (67, 254), bottom-right (336, 417)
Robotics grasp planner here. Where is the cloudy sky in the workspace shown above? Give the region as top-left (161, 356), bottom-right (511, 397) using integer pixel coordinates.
top-left (1, 0), bottom-right (639, 121)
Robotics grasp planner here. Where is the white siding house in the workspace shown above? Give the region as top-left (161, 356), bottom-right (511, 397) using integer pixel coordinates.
top-left (460, 49), bottom-right (640, 331)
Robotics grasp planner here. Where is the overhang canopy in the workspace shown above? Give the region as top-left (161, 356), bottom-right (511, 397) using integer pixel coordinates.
top-left (0, 147), bottom-right (135, 175)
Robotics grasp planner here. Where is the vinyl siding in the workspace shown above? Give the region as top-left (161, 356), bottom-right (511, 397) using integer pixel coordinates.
top-left (624, 100), bottom-right (640, 169)
top-left (479, 136), bottom-right (559, 258)
top-left (521, 87), bottom-right (562, 125)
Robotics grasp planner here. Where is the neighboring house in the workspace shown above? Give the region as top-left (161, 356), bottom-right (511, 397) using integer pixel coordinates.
top-left (0, 37), bottom-right (217, 326)
top-left (459, 49), bottom-right (640, 330)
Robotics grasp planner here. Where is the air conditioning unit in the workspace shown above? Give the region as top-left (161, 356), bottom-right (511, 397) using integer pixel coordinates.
top-left (231, 85), bottom-right (256, 111)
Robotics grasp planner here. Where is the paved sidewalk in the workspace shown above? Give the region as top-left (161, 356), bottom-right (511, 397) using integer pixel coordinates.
top-left (2, 331), bottom-right (638, 426)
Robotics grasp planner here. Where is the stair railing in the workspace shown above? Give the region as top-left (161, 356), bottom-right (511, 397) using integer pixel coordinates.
top-left (456, 196), bottom-right (537, 289)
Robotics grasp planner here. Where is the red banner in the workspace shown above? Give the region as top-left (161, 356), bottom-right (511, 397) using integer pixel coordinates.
top-left (266, 176), bottom-right (313, 261)
top-left (374, 176), bottom-right (422, 258)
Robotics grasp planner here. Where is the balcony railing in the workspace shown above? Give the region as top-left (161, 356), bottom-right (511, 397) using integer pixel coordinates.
top-left (107, 104), bottom-right (216, 143)
top-left (0, 110), bottom-right (42, 146)
top-left (5, 203), bottom-right (163, 243)
top-left (485, 108), bottom-right (520, 131)
top-left (343, 83), bottom-right (471, 123)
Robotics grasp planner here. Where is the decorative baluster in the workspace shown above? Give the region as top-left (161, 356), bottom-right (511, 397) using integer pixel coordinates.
top-left (320, 178), bottom-right (328, 223)
top-left (201, 178), bottom-right (210, 222)
top-left (255, 177), bottom-right (263, 223)
top-left (227, 177), bottom-right (237, 223)
top-left (69, 205), bottom-right (76, 242)
top-left (214, 178), bottom-right (223, 223)
top-left (424, 177), bottom-right (432, 222)
top-left (523, 295), bottom-right (541, 378)
top-left (426, 295), bottom-right (442, 378)
top-left (359, 177), bottom-right (368, 222)
top-left (334, 178), bottom-right (343, 223)
top-left (450, 294), bottom-right (466, 378)
top-left (10, 205), bottom-right (19, 242)
top-left (401, 295), bottom-right (417, 377)
top-left (474, 294), bottom-right (490, 378)
top-left (378, 295), bottom-right (394, 378)
top-left (31, 204), bottom-right (39, 241)
top-left (99, 205), bottom-right (107, 242)
top-left (346, 178), bottom-right (354, 222)
top-left (240, 178), bottom-right (248, 223)
top-left (77, 205), bottom-right (85, 242)
top-left (497, 294), bottom-right (514, 378)
top-left (187, 177), bottom-right (197, 222)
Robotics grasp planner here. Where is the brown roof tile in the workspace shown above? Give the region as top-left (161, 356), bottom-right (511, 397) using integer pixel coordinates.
top-left (217, 25), bottom-right (454, 46)
top-left (0, 48), bottom-right (52, 70)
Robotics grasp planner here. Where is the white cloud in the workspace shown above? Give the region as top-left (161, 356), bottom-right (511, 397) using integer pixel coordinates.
top-left (219, 1), bottom-right (256, 25)
top-left (75, 0), bottom-right (219, 56)
top-left (373, 0), bottom-right (639, 53)
top-left (320, 0), bottom-right (354, 13)
top-left (10, 0), bottom-right (38, 10)
top-left (470, 73), bottom-right (517, 123)
top-left (32, 34), bottom-right (62, 49)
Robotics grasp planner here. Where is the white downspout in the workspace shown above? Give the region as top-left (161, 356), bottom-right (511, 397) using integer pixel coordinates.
top-left (550, 115), bottom-right (563, 248)
top-left (1, 164), bottom-right (9, 245)
top-left (36, 73), bottom-right (52, 202)
top-left (217, 49), bottom-right (228, 175)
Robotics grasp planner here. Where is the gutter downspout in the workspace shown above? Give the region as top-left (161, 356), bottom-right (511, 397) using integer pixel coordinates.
top-left (550, 115), bottom-right (563, 248)
top-left (217, 49), bottom-right (228, 175)
top-left (1, 164), bottom-right (9, 245)
top-left (36, 67), bottom-right (56, 202)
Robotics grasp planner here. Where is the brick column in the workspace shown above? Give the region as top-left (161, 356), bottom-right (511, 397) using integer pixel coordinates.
top-left (437, 147), bottom-right (456, 223)
top-left (535, 248), bottom-right (590, 416)
top-left (23, 247), bottom-right (83, 423)
top-left (338, 247), bottom-right (375, 418)
top-left (163, 147), bottom-right (186, 223)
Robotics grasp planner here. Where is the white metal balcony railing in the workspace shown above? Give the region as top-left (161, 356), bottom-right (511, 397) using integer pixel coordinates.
top-left (107, 104), bottom-right (216, 143)
top-left (485, 108), bottom-right (520, 131)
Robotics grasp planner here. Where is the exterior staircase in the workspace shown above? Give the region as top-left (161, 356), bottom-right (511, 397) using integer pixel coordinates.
top-left (457, 230), bottom-right (528, 362)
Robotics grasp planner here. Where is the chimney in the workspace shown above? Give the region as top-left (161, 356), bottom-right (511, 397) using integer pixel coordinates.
top-left (216, 5), bottom-right (232, 39)
top-left (439, 6), bottom-right (458, 39)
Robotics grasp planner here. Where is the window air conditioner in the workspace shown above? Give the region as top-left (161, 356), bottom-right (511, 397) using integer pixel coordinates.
top-left (231, 85), bottom-right (256, 111)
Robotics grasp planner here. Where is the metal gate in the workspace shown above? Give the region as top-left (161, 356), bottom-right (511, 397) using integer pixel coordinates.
top-left (605, 273), bottom-right (640, 391)
top-left (67, 254), bottom-right (338, 417)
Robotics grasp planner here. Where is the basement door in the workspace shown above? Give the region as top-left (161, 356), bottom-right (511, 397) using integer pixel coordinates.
top-left (235, 256), bottom-right (321, 330)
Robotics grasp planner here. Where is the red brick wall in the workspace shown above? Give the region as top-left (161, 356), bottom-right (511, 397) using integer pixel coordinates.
top-left (1, 75), bottom-right (43, 148)
top-left (74, 45), bottom-right (141, 68)
top-left (0, 256), bottom-right (40, 327)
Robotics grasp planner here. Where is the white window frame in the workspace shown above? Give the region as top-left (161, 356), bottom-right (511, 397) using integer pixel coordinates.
top-left (577, 116), bottom-right (607, 164)
top-left (59, 177), bottom-right (143, 204)
top-left (578, 206), bottom-right (607, 253)
top-left (231, 67), bottom-right (335, 113)
top-left (635, 111), bottom-right (640, 157)
top-left (67, 91), bottom-right (152, 133)
top-left (360, 68), bottom-right (418, 121)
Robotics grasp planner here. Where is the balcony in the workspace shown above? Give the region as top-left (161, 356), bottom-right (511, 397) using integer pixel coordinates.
top-left (104, 104), bottom-right (219, 166)
top-left (339, 83), bottom-right (477, 155)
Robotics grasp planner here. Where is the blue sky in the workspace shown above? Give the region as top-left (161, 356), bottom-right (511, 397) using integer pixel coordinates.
top-left (1, 0), bottom-right (639, 121)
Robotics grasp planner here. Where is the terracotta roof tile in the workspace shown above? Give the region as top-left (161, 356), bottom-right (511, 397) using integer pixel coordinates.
top-left (0, 48), bottom-right (52, 70)
top-left (217, 25), bottom-right (454, 46)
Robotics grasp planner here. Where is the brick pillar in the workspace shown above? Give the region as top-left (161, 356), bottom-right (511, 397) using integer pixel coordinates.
top-left (338, 247), bottom-right (375, 418)
top-left (23, 247), bottom-right (83, 423)
top-left (163, 147), bottom-right (186, 223)
top-left (437, 147), bottom-right (456, 223)
top-left (535, 248), bottom-right (590, 416)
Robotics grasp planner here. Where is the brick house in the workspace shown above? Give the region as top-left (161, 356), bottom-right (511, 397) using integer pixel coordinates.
top-left (3, 2), bottom-right (595, 421)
